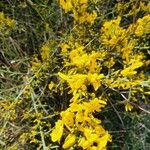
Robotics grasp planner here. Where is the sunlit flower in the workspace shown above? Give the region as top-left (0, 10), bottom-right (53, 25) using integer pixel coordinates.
top-left (125, 102), bottom-right (133, 111)
top-left (62, 134), bottom-right (76, 149)
top-left (50, 120), bottom-right (64, 142)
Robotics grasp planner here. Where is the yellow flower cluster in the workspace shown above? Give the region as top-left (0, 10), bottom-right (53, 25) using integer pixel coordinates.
top-left (100, 16), bottom-right (125, 47)
top-left (50, 37), bottom-right (111, 149)
top-left (100, 14), bottom-right (150, 62)
top-left (0, 12), bottom-right (15, 35)
top-left (41, 44), bottom-right (51, 61)
top-left (51, 38), bottom-right (111, 149)
top-left (58, 72), bottom-right (104, 94)
top-left (31, 56), bottom-right (42, 78)
top-left (51, 97), bottom-right (111, 149)
top-left (0, 99), bottom-right (18, 121)
top-left (100, 15), bottom-right (150, 111)
top-left (135, 14), bottom-right (150, 37)
top-left (66, 43), bottom-right (106, 73)
top-left (59, 0), bottom-right (97, 25)
top-left (115, 1), bottom-right (150, 16)
top-left (0, 0), bottom-right (149, 149)
top-left (49, 1), bottom-right (150, 149)
top-left (21, 0), bottom-right (150, 149)
top-left (31, 40), bottom-right (54, 79)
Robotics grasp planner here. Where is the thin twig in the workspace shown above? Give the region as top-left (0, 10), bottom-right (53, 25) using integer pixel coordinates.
top-left (108, 98), bottom-right (125, 128)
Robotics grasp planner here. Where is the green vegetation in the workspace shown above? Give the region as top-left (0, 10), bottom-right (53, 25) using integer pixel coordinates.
top-left (0, 0), bottom-right (150, 150)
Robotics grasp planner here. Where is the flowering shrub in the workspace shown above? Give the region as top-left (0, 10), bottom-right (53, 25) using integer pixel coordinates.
top-left (48, 1), bottom-right (150, 149)
top-left (0, 0), bottom-right (150, 149)
top-left (0, 12), bottom-right (15, 35)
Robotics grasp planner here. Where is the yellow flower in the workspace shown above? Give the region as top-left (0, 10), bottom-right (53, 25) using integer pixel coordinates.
top-left (58, 72), bottom-right (87, 93)
top-left (60, 43), bottom-right (70, 53)
top-left (100, 16), bottom-right (125, 47)
top-left (94, 125), bottom-right (106, 136)
top-left (84, 98), bottom-right (106, 114)
top-left (79, 0), bottom-right (88, 4)
top-left (78, 137), bottom-right (90, 149)
top-left (86, 11), bottom-right (97, 25)
top-left (88, 73), bottom-right (104, 91)
top-left (121, 61), bottom-right (143, 77)
top-left (59, 0), bottom-right (73, 13)
top-left (135, 14), bottom-right (150, 36)
top-left (50, 120), bottom-right (64, 142)
top-left (79, 127), bottom-right (111, 149)
top-left (41, 44), bottom-right (50, 60)
top-left (121, 67), bottom-right (136, 77)
top-left (125, 102), bottom-right (133, 111)
top-left (62, 134), bottom-right (76, 149)
top-left (48, 81), bottom-right (55, 90)
top-left (61, 110), bottom-right (75, 130)
top-left (135, 25), bottom-right (144, 37)
top-left (97, 132), bottom-right (112, 150)
top-left (6, 18), bottom-right (15, 27)
top-left (144, 91), bottom-right (150, 95)
top-left (0, 12), bottom-right (5, 20)
top-left (69, 102), bottom-right (82, 112)
top-left (75, 111), bottom-right (84, 125)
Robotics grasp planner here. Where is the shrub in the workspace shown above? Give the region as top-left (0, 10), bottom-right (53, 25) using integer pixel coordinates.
top-left (0, 0), bottom-right (150, 149)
